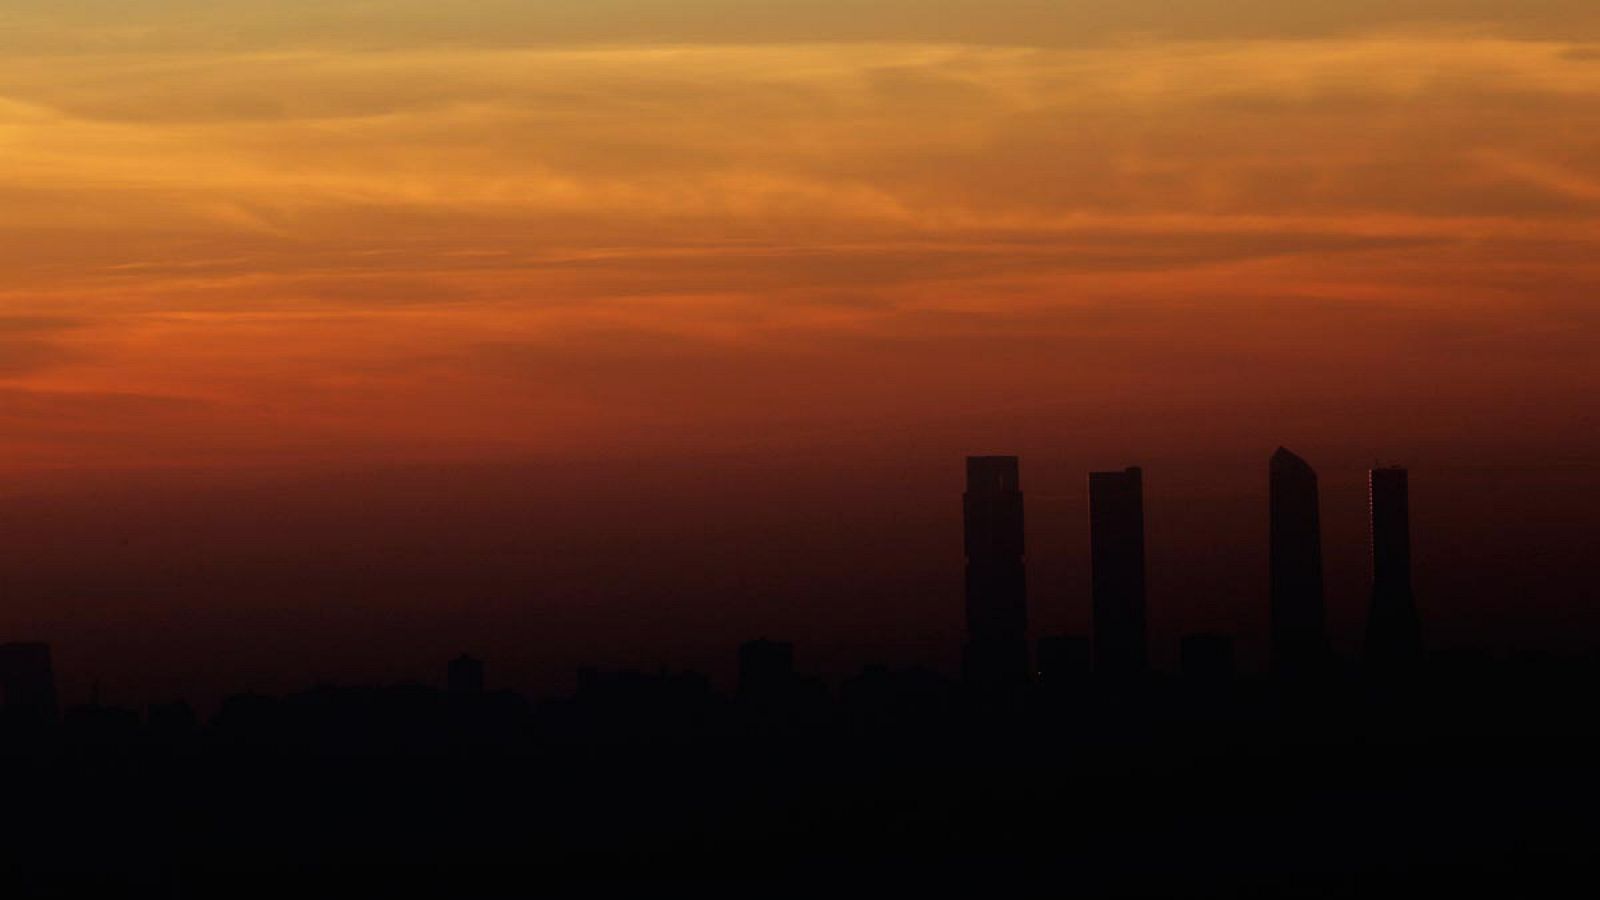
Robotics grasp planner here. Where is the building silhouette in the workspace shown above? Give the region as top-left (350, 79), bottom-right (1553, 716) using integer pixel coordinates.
top-left (1090, 467), bottom-right (1148, 678)
top-left (738, 638), bottom-right (796, 701)
top-left (1269, 448), bottom-right (1331, 679)
top-left (963, 456), bottom-right (1029, 689)
top-left (147, 700), bottom-right (198, 738)
top-left (1364, 467), bottom-right (1423, 675)
top-left (0, 642), bottom-right (59, 724)
top-left (448, 654), bottom-right (485, 696)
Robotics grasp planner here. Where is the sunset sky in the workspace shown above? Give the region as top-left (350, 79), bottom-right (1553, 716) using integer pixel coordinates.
top-left (2, 3), bottom-right (1598, 700)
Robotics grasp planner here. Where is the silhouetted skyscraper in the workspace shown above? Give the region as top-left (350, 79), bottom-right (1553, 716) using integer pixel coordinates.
top-left (1364, 467), bottom-right (1423, 676)
top-left (448, 654), bottom-right (485, 696)
top-left (963, 456), bottom-right (1029, 689)
top-left (1090, 467), bottom-right (1147, 678)
top-left (1269, 448), bottom-right (1331, 679)
top-left (0, 642), bottom-right (58, 723)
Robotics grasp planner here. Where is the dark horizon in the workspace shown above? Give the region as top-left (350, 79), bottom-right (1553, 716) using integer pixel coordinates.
top-left (4, 448), bottom-right (1596, 896)
top-left (5, 445), bottom-right (1597, 710)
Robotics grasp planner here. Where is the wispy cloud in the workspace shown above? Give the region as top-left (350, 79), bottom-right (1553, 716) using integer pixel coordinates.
top-left (2, 24), bottom-right (1599, 468)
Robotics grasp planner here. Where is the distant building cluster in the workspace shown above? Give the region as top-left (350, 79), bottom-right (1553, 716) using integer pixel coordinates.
top-left (962, 448), bottom-right (1424, 690)
top-left (1, 450), bottom-right (1426, 724)
top-left (0, 456), bottom-right (1588, 900)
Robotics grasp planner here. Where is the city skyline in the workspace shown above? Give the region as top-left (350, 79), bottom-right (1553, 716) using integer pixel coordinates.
top-left (4, 442), bottom-right (1595, 711)
top-left (4, 2), bottom-right (1598, 708)
top-left (3, 449), bottom-right (1454, 706)
top-left (3, 4), bottom-right (1597, 893)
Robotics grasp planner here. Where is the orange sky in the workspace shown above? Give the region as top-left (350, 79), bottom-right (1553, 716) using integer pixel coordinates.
top-left (2, 4), bottom-right (1598, 473)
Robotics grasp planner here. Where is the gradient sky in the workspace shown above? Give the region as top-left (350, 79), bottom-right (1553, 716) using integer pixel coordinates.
top-left (2, 3), bottom-right (1598, 702)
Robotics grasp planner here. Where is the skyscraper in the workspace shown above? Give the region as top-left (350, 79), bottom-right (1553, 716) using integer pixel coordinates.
top-left (1364, 467), bottom-right (1423, 675)
top-left (963, 456), bottom-right (1029, 689)
top-left (1090, 467), bottom-right (1147, 678)
top-left (1269, 448), bottom-right (1331, 679)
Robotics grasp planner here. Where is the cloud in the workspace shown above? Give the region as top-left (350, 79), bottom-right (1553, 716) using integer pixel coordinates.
top-left (4, 37), bottom-right (1599, 252)
top-left (0, 316), bottom-right (84, 376)
top-left (1, 27), bottom-right (1599, 470)
top-left (9, 2), bottom-right (1600, 54)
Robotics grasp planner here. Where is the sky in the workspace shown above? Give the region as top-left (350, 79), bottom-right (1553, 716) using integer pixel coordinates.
top-left (2, 3), bottom-right (1598, 702)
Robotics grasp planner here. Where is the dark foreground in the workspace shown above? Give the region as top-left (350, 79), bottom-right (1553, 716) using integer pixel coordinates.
top-left (4, 657), bottom-right (1597, 898)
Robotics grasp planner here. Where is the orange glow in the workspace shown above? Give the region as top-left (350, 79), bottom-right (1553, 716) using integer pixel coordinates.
top-left (2, 15), bottom-right (1599, 473)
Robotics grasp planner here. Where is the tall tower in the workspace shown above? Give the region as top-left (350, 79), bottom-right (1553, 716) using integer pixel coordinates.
top-left (1364, 467), bottom-right (1423, 675)
top-left (1090, 467), bottom-right (1147, 678)
top-left (1269, 448), bottom-right (1330, 679)
top-left (963, 456), bottom-right (1029, 689)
